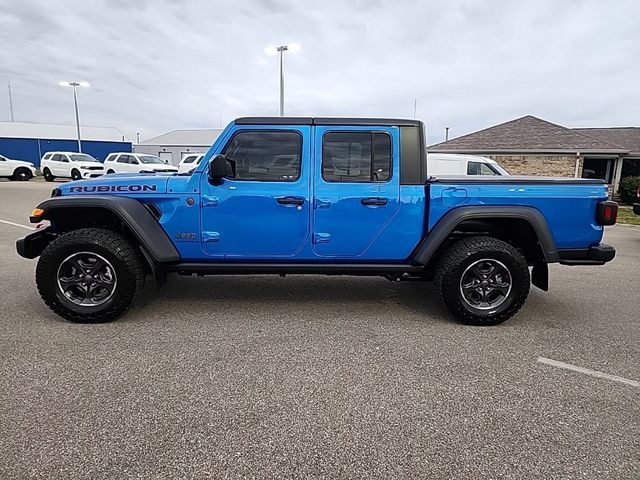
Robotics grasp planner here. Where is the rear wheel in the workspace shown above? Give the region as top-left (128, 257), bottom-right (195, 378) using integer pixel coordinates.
top-left (43, 168), bottom-right (55, 182)
top-left (434, 236), bottom-right (530, 326)
top-left (13, 167), bottom-right (33, 181)
top-left (36, 228), bottom-right (144, 323)
top-left (71, 169), bottom-right (82, 181)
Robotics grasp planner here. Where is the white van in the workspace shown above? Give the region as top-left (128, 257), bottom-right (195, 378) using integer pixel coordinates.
top-left (427, 153), bottom-right (509, 176)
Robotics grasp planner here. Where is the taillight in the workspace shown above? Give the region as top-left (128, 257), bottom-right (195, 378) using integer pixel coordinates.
top-left (596, 200), bottom-right (618, 226)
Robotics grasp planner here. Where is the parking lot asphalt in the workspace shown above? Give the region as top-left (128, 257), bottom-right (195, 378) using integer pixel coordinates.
top-left (0, 180), bottom-right (638, 479)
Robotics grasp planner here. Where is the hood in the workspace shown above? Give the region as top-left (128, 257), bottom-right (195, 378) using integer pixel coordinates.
top-left (58, 173), bottom-right (170, 196)
top-left (7, 159), bottom-right (35, 168)
top-left (73, 161), bottom-right (105, 168)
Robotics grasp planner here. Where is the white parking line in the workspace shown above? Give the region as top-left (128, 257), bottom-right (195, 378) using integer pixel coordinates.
top-left (0, 219), bottom-right (34, 231)
top-left (537, 357), bottom-right (639, 388)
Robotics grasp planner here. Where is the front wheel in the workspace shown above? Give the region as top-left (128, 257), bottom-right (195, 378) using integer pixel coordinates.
top-left (36, 228), bottom-right (144, 323)
top-left (71, 169), bottom-right (82, 181)
top-left (434, 236), bottom-right (530, 326)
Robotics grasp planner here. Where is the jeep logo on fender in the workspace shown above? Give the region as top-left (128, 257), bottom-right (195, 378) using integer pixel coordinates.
top-left (69, 185), bottom-right (157, 193)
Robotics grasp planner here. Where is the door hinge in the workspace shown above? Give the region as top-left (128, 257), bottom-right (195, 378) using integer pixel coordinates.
top-left (202, 231), bottom-right (220, 243)
top-left (313, 233), bottom-right (331, 244)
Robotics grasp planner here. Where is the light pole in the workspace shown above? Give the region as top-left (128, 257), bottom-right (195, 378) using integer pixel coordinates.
top-left (265, 43), bottom-right (300, 116)
top-left (59, 81), bottom-right (90, 152)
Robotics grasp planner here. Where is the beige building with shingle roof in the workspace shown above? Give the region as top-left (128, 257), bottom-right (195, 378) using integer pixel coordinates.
top-left (428, 116), bottom-right (640, 194)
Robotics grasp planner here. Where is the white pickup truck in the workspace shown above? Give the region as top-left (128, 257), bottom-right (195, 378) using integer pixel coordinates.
top-left (40, 152), bottom-right (105, 181)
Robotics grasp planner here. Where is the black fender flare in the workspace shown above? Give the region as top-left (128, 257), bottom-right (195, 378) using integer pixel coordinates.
top-left (411, 205), bottom-right (559, 265)
top-left (23, 195), bottom-right (180, 264)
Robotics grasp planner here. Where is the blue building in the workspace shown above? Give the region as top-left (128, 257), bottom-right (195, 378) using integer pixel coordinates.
top-left (0, 122), bottom-right (132, 168)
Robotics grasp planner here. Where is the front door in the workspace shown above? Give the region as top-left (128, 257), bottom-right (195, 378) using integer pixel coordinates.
top-left (200, 126), bottom-right (311, 259)
top-left (312, 126), bottom-right (400, 258)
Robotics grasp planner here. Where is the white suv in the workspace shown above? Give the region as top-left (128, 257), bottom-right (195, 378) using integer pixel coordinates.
top-left (40, 152), bottom-right (105, 181)
top-left (178, 153), bottom-right (205, 174)
top-left (0, 154), bottom-right (37, 181)
top-left (104, 153), bottom-right (179, 174)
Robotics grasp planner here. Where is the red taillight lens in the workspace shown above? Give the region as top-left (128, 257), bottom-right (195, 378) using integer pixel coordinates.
top-left (596, 201), bottom-right (618, 226)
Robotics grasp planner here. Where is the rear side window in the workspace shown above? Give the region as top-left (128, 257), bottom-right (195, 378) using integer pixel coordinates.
top-left (467, 161), bottom-right (498, 175)
top-left (222, 131), bottom-right (301, 182)
top-left (322, 132), bottom-right (391, 182)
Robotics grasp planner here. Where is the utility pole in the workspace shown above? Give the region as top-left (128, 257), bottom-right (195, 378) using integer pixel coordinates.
top-left (8, 81), bottom-right (14, 122)
top-left (136, 132), bottom-right (141, 144)
top-left (445, 127), bottom-right (450, 142)
top-left (413, 99), bottom-right (417, 119)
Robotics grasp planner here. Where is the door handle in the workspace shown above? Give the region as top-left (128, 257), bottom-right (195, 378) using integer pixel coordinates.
top-left (276, 196), bottom-right (305, 206)
top-left (361, 197), bottom-right (388, 206)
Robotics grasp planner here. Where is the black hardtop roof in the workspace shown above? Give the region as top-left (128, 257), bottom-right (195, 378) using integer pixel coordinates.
top-left (235, 117), bottom-right (422, 127)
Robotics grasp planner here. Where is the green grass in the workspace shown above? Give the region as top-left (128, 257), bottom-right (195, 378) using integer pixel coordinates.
top-left (617, 206), bottom-right (640, 225)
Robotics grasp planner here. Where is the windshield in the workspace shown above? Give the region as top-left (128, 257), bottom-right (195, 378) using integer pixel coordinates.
top-left (69, 154), bottom-right (99, 162)
top-left (138, 155), bottom-right (165, 164)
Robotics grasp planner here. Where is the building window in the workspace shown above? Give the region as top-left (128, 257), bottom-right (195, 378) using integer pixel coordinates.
top-left (322, 132), bottom-right (391, 182)
top-left (582, 158), bottom-right (615, 183)
top-left (621, 158), bottom-right (640, 178)
top-left (222, 131), bottom-right (302, 182)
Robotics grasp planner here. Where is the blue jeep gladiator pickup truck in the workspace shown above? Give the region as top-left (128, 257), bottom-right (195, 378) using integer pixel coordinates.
top-left (17, 117), bottom-right (618, 325)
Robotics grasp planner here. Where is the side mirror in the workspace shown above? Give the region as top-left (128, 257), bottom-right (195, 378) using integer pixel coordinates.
top-left (209, 154), bottom-right (228, 184)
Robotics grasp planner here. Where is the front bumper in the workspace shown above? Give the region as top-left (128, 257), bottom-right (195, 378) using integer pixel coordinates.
top-left (81, 170), bottom-right (104, 179)
top-left (16, 227), bottom-right (57, 259)
top-left (633, 203), bottom-right (640, 215)
top-left (558, 243), bottom-right (616, 266)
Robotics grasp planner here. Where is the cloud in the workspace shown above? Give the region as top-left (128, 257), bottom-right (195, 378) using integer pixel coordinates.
top-left (0, 0), bottom-right (638, 144)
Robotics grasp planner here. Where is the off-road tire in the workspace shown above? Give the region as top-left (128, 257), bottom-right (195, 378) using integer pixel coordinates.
top-left (13, 167), bottom-right (32, 181)
top-left (71, 169), bottom-right (82, 181)
top-left (36, 228), bottom-right (144, 323)
top-left (434, 236), bottom-right (530, 326)
top-left (43, 168), bottom-right (54, 182)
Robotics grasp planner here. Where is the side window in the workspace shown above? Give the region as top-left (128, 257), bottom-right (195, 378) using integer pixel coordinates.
top-left (117, 155), bottom-right (130, 163)
top-left (51, 154), bottom-right (61, 162)
top-left (467, 161), bottom-right (498, 175)
top-left (322, 132), bottom-right (391, 182)
top-left (182, 155), bottom-right (196, 164)
top-left (106, 154), bottom-right (116, 162)
top-left (129, 156), bottom-right (139, 164)
top-left (222, 131), bottom-right (301, 181)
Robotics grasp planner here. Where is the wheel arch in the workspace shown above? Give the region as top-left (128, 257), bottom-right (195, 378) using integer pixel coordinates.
top-left (20, 196), bottom-right (180, 269)
top-left (412, 206), bottom-right (558, 291)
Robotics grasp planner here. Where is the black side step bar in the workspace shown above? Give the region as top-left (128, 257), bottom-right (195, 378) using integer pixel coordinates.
top-left (165, 263), bottom-right (424, 276)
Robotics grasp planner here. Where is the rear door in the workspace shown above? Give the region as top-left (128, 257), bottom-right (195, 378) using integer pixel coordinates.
top-left (200, 125), bottom-right (311, 259)
top-left (312, 126), bottom-right (400, 258)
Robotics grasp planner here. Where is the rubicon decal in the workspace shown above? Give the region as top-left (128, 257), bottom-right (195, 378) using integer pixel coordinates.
top-left (69, 185), bottom-right (158, 193)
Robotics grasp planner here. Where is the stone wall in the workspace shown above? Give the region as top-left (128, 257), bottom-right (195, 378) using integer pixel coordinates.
top-left (487, 154), bottom-right (579, 177)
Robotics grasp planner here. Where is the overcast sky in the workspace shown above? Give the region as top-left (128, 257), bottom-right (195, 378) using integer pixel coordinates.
top-left (1, 0), bottom-right (639, 144)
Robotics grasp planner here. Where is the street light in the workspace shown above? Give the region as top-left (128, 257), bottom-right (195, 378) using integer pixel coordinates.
top-left (265, 43), bottom-right (301, 116)
top-left (59, 81), bottom-right (90, 152)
